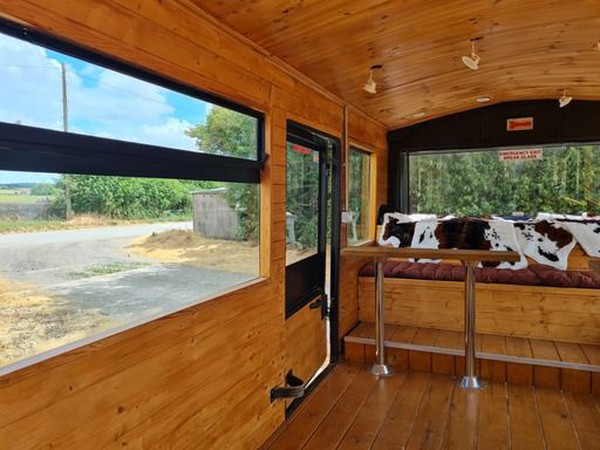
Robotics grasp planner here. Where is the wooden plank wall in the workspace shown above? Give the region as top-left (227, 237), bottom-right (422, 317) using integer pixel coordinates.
top-left (0, 0), bottom-right (387, 448)
top-left (338, 111), bottom-right (388, 345)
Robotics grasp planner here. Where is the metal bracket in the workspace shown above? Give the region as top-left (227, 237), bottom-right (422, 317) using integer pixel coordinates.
top-left (270, 371), bottom-right (305, 403)
top-left (309, 294), bottom-right (328, 319)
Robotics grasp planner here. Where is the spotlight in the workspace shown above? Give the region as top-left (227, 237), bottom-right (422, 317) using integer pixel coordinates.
top-left (462, 39), bottom-right (481, 71)
top-left (476, 96), bottom-right (490, 103)
top-left (363, 64), bottom-right (382, 94)
top-left (558, 89), bottom-right (572, 108)
top-left (411, 112), bottom-right (426, 118)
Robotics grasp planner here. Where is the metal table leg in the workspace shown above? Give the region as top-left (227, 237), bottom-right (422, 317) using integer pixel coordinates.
top-left (371, 260), bottom-right (392, 377)
top-left (460, 260), bottom-right (483, 389)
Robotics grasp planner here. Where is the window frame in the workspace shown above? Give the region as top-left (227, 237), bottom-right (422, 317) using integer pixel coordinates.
top-left (0, 19), bottom-right (266, 374)
top-left (347, 144), bottom-right (375, 245)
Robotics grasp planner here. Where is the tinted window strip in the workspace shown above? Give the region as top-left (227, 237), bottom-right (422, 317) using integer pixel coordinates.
top-left (0, 124), bottom-right (261, 183)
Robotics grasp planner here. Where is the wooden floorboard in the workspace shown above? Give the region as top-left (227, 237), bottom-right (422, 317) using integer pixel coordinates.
top-left (507, 384), bottom-right (546, 450)
top-left (441, 383), bottom-right (478, 449)
top-left (534, 388), bottom-right (579, 450)
top-left (477, 382), bottom-right (510, 450)
top-left (337, 372), bottom-right (406, 449)
top-left (404, 375), bottom-right (455, 449)
top-left (370, 371), bottom-right (430, 450)
top-left (302, 370), bottom-right (379, 450)
top-left (265, 363), bottom-right (600, 449)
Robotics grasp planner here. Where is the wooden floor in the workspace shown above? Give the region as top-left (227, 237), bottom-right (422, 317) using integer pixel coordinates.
top-left (263, 363), bottom-right (600, 450)
top-left (345, 322), bottom-right (600, 394)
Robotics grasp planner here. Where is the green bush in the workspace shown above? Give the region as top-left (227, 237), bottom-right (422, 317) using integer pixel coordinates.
top-left (50, 175), bottom-right (203, 220)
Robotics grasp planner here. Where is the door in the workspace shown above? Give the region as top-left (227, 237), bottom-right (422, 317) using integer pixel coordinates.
top-left (283, 121), bottom-right (338, 412)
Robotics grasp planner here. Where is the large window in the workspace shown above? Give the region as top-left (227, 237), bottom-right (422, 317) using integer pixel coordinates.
top-left (409, 144), bottom-right (599, 216)
top-left (0, 26), bottom-right (261, 160)
top-left (0, 23), bottom-right (263, 371)
top-left (348, 148), bottom-right (371, 244)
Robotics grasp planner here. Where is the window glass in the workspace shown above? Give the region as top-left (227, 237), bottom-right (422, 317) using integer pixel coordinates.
top-left (0, 32), bottom-right (258, 159)
top-left (0, 170), bottom-right (259, 368)
top-left (409, 144), bottom-right (600, 216)
top-left (348, 148), bottom-right (371, 244)
top-left (286, 143), bottom-right (320, 265)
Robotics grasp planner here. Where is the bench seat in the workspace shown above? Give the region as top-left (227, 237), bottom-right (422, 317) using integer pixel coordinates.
top-left (359, 261), bottom-right (600, 289)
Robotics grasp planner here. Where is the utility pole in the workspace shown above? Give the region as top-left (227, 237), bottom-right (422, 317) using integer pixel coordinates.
top-left (61, 63), bottom-right (73, 220)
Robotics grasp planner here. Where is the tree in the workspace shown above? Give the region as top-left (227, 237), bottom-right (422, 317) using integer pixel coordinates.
top-left (409, 145), bottom-right (599, 216)
top-left (186, 106), bottom-right (259, 241)
top-left (30, 183), bottom-right (56, 196)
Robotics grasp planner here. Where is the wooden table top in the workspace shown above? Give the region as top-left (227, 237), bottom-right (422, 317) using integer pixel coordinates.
top-left (590, 258), bottom-right (600, 273)
top-left (342, 246), bottom-right (521, 263)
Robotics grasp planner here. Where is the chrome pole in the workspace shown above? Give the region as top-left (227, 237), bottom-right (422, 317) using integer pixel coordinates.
top-left (460, 260), bottom-right (483, 389)
top-left (371, 260), bottom-right (392, 377)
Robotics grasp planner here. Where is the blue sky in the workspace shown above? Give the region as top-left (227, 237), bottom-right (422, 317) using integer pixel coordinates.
top-left (0, 33), bottom-right (210, 184)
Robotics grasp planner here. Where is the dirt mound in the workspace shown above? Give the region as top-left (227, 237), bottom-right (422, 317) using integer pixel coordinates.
top-left (141, 229), bottom-right (205, 249)
top-left (129, 229), bottom-right (259, 274)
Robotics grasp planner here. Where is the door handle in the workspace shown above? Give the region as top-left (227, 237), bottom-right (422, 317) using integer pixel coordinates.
top-left (309, 298), bottom-right (322, 309)
top-left (270, 371), bottom-right (305, 402)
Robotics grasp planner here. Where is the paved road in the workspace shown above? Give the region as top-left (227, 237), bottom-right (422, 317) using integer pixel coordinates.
top-left (0, 221), bottom-right (254, 348)
top-left (0, 221), bottom-right (192, 248)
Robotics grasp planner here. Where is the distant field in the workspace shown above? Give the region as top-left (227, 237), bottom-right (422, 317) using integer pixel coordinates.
top-left (0, 194), bottom-right (48, 203)
top-left (0, 189), bottom-right (23, 195)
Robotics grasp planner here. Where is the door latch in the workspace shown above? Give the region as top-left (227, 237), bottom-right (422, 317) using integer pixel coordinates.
top-left (270, 371), bottom-right (305, 402)
top-left (309, 294), bottom-right (328, 319)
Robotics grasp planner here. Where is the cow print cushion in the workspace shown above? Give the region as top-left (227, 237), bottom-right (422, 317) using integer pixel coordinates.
top-left (513, 221), bottom-right (576, 270)
top-left (556, 219), bottom-right (600, 258)
top-left (379, 215), bottom-right (526, 269)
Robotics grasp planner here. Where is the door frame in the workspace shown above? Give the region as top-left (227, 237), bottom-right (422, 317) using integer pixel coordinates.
top-left (285, 120), bottom-right (341, 416)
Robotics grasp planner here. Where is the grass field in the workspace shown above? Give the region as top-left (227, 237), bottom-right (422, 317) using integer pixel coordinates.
top-left (0, 192), bottom-right (48, 203)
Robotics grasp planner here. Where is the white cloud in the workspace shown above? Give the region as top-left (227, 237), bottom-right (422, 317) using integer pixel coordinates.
top-left (0, 34), bottom-right (202, 151)
top-left (0, 35), bottom-right (63, 129)
top-left (140, 117), bottom-right (196, 149)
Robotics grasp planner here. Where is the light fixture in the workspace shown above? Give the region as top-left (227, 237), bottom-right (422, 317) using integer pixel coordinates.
top-left (363, 64), bottom-right (382, 94)
top-left (476, 96), bottom-right (491, 103)
top-left (558, 89), bottom-right (572, 108)
top-left (462, 39), bottom-right (481, 71)
top-left (411, 111), bottom-right (426, 119)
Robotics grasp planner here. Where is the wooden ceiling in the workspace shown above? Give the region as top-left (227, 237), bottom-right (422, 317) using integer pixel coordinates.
top-left (193, 0), bottom-right (600, 130)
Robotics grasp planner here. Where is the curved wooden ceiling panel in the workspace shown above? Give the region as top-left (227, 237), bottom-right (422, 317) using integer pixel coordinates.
top-left (194, 0), bottom-right (600, 129)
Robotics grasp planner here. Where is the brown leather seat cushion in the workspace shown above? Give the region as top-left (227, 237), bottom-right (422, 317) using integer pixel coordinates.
top-left (358, 261), bottom-right (600, 289)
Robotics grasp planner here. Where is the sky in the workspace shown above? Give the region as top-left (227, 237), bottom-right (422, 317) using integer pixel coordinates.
top-left (0, 32), bottom-right (210, 184)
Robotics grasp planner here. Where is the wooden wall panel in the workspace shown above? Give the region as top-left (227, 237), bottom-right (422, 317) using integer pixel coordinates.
top-left (285, 301), bottom-right (328, 385)
top-left (358, 278), bottom-right (600, 344)
top-left (0, 0), bottom-right (388, 448)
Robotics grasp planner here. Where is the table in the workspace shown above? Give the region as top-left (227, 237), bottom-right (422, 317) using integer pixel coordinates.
top-left (342, 246), bottom-right (520, 389)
